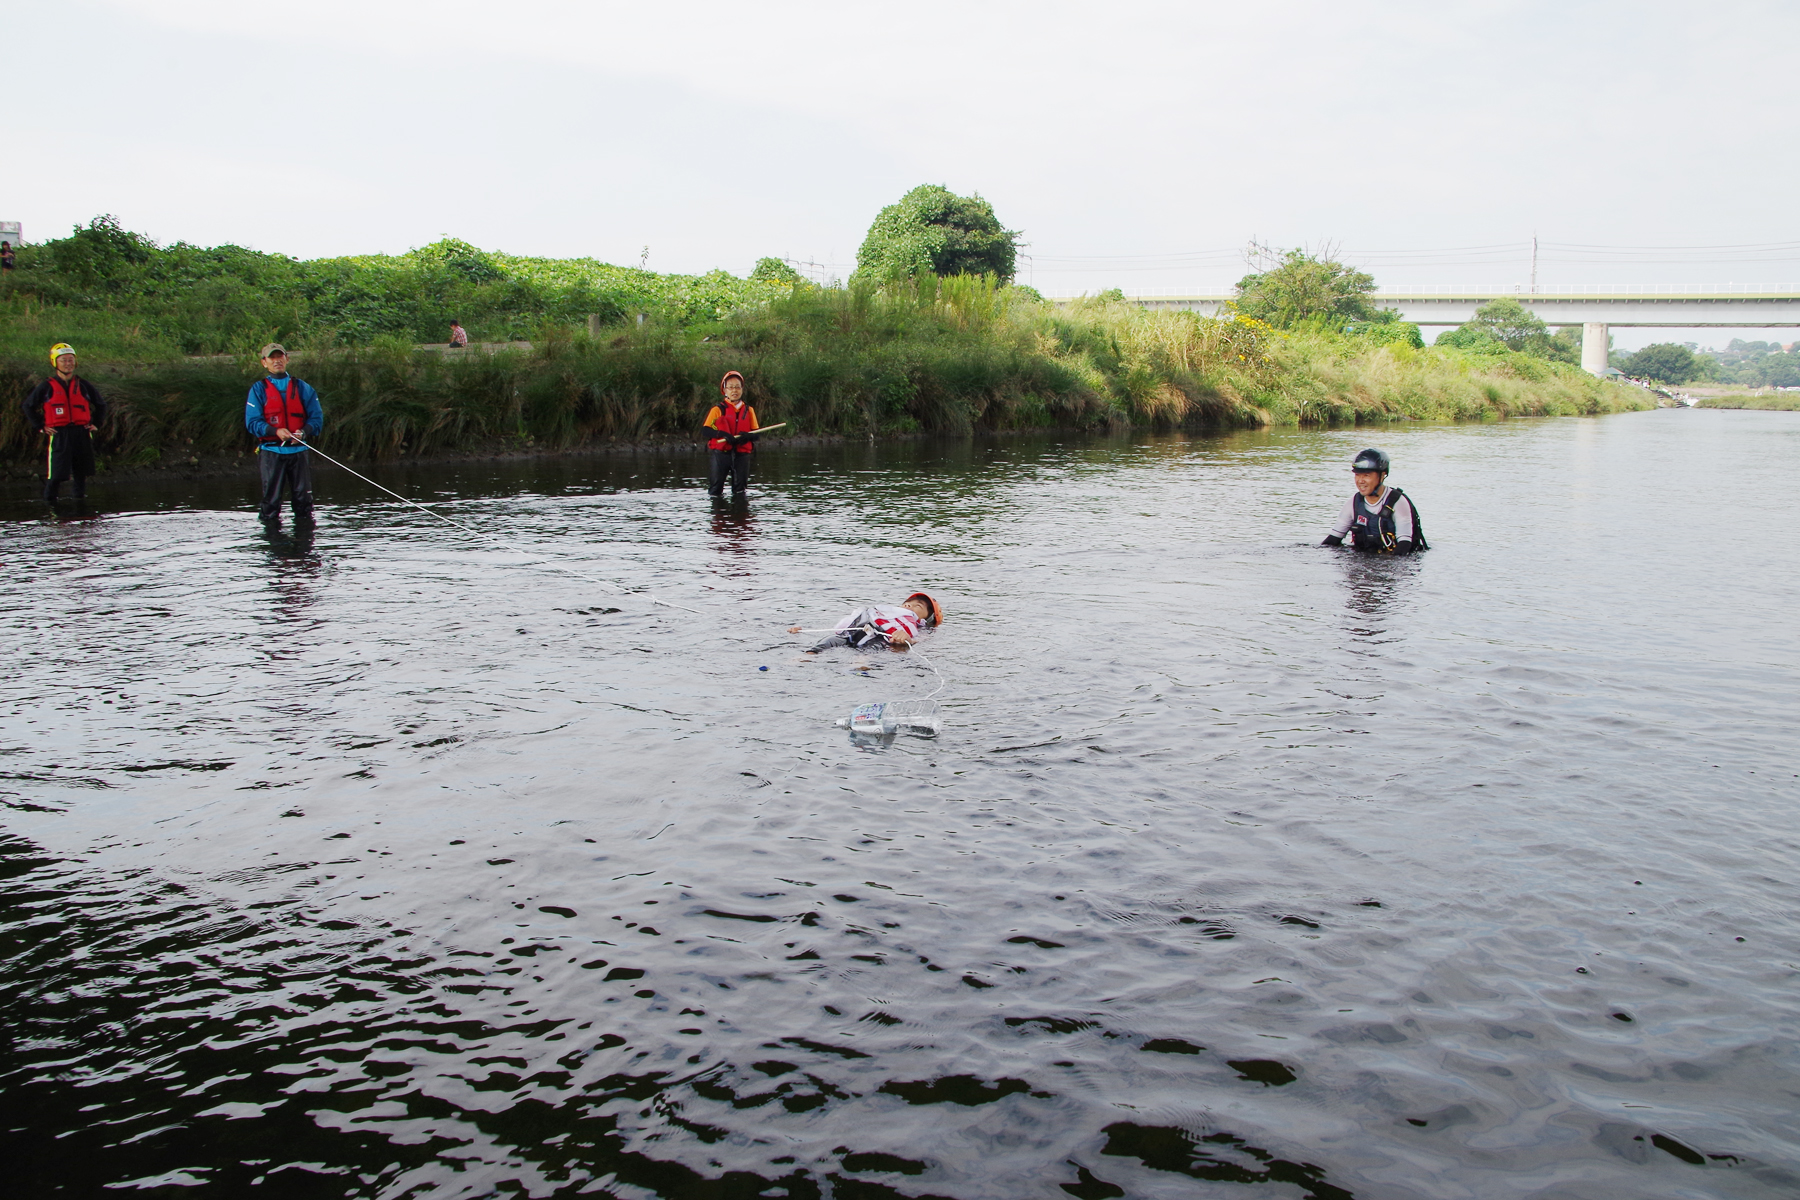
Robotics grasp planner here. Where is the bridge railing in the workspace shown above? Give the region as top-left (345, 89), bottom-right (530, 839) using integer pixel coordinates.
top-left (1047, 284), bottom-right (1800, 300)
top-left (1372, 284), bottom-right (1800, 296)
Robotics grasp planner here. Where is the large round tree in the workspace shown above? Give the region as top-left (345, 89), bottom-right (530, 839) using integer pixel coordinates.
top-left (1619, 342), bottom-right (1700, 383)
top-left (854, 185), bottom-right (1019, 284)
top-left (1233, 248), bottom-right (1376, 330)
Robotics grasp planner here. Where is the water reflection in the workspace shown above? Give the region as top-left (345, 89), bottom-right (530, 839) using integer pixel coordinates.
top-left (1334, 551), bottom-right (1419, 643)
top-left (708, 497), bottom-right (757, 569)
top-left (261, 521), bottom-right (317, 559)
top-left (47, 498), bottom-right (103, 522)
top-left (262, 550), bottom-right (322, 627)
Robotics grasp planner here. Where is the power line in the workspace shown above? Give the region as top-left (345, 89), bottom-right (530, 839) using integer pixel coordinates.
top-left (1545, 239), bottom-right (1800, 251)
top-left (1025, 239), bottom-right (1800, 271)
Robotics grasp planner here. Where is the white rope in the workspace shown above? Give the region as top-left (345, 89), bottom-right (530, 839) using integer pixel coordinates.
top-left (295, 441), bottom-right (703, 614)
top-left (907, 639), bottom-right (948, 700)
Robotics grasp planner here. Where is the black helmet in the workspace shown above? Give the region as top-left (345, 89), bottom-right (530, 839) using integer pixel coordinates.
top-left (1351, 448), bottom-right (1390, 473)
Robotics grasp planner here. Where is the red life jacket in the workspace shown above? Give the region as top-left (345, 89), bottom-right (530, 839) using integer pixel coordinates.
top-left (708, 401), bottom-right (758, 453)
top-left (260, 377), bottom-right (309, 444)
top-left (43, 377), bottom-right (92, 428)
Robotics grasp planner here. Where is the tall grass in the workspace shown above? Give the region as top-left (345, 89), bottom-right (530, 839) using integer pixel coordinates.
top-left (0, 277), bottom-right (1649, 474)
top-left (0, 289), bottom-right (188, 364)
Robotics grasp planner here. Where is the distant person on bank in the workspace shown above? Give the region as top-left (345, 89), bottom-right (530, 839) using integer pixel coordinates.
top-left (1321, 448), bottom-right (1427, 554)
top-left (448, 320), bottom-right (469, 348)
top-left (23, 343), bottom-right (107, 506)
top-left (244, 343), bottom-right (323, 530)
top-left (1, 241), bottom-right (15, 272)
top-left (703, 371), bottom-right (759, 499)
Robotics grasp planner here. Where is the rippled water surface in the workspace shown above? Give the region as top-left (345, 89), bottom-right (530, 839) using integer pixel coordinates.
top-left (4, 411), bottom-right (1799, 1199)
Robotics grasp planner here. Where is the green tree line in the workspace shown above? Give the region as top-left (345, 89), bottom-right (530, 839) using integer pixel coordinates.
top-left (0, 215), bottom-right (793, 358)
top-left (1688, 338), bottom-right (1800, 388)
top-left (1599, 340), bottom-right (1800, 387)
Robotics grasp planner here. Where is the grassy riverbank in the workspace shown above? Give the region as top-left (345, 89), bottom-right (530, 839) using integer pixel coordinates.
top-left (1695, 393), bottom-right (1800, 410)
top-left (0, 280), bottom-right (1646, 473)
top-left (0, 230), bottom-right (1648, 474)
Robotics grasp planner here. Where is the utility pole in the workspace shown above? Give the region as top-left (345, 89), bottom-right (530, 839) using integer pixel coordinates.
top-left (1530, 235), bottom-right (1538, 294)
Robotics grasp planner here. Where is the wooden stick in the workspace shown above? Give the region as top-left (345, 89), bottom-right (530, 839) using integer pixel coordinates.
top-left (750, 423), bottom-right (786, 434)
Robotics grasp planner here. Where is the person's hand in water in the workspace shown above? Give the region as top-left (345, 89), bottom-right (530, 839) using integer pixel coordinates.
top-left (787, 625), bottom-right (803, 634)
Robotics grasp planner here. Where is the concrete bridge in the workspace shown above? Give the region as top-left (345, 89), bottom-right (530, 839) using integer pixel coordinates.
top-left (1069, 287), bottom-right (1800, 374)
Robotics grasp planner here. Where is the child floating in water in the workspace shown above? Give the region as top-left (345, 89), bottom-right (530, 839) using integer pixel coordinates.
top-left (790, 592), bottom-right (944, 653)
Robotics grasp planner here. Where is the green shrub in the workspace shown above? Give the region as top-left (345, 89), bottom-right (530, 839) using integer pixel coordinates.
top-left (1234, 248), bottom-right (1377, 330)
top-left (854, 185), bottom-right (1019, 285)
top-left (1, 217), bottom-right (793, 356)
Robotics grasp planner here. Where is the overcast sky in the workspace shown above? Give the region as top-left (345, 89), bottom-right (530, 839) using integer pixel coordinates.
top-left (9, 0), bottom-right (1799, 348)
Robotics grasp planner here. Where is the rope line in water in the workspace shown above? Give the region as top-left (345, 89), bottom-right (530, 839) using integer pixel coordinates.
top-left (909, 639), bottom-right (948, 700)
top-left (300, 441), bottom-right (939, 693)
top-left (298, 441), bottom-right (704, 615)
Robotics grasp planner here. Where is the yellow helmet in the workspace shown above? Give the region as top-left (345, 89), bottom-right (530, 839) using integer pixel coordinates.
top-left (49, 342), bottom-right (75, 365)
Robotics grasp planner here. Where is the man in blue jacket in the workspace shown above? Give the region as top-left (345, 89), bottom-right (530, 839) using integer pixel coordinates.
top-left (244, 342), bottom-right (324, 529)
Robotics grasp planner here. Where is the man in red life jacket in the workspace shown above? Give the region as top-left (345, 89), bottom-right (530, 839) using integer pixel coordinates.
top-left (703, 370), bottom-right (759, 499)
top-left (23, 343), bottom-right (108, 506)
top-left (243, 342), bottom-right (324, 529)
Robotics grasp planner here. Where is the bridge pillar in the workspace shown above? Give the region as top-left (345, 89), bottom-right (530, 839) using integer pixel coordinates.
top-left (1581, 322), bottom-right (1610, 375)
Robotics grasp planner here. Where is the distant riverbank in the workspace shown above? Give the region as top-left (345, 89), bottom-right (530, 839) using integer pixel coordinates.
top-left (1694, 391), bottom-right (1800, 410)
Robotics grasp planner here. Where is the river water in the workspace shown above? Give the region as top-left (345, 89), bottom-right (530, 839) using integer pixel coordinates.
top-left (3, 410), bottom-right (1797, 1199)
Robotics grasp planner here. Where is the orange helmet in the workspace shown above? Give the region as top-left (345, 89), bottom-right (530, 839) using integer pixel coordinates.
top-left (905, 592), bottom-right (944, 626)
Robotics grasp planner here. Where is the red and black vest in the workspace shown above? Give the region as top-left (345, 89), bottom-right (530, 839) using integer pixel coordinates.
top-left (708, 401), bottom-right (758, 453)
top-left (259, 377), bottom-right (309, 444)
top-left (43, 377), bottom-right (92, 428)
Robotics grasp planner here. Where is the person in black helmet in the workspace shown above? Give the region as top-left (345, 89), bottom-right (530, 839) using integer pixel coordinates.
top-left (1322, 448), bottom-right (1427, 554)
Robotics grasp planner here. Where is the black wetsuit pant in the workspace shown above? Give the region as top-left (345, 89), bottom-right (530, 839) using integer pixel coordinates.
top-left (806, 609), bottom-right (893, 653)
top-left (259, 450), bottom-right (315, 526)
top-left (708, 449), bottom-right (750, 497)
top-left (43, 427), bottom-right (96, 502)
